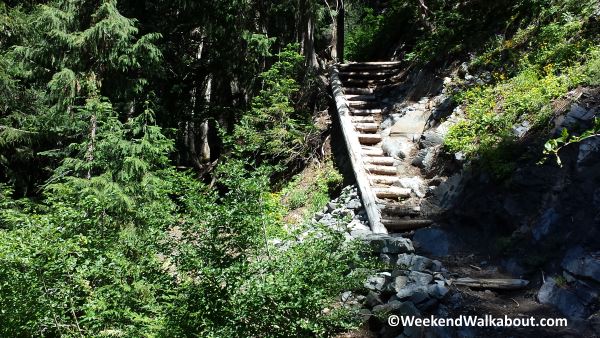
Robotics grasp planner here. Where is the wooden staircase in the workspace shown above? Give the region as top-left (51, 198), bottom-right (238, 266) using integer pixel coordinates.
top-left (331, 61), bottom-right (433, 233)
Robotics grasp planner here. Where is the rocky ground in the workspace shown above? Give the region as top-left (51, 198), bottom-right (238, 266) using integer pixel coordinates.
top-left (322, 64), bottom-right (600, 337)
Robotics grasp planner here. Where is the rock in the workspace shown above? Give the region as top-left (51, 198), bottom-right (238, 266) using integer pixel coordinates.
top-left (396, 253), bottom-right (434, 272)
top-left (409, 271), bottom-right (434, 286)
top-left (341, 291), bottom-right (353, 303)
top-left (397, 176), bottom-right (426, 198)
top-left (393, 275), bottom-right (410, 291)
top-left (411, 149), bottom-right (428, 167)
top-left (562, 104), bottom-right (596, 127)
top-left (538, 277), bottom-right (598, 319)
top-left (458, 62), bottom-right (469, 78)
top-left (398, 301), bottom-right (421, 316)
top-left (365, 291), bottom-right (384, 308)
top-left (409, 290), bottom-right (429, 304)
top-left (382, 137), bottom-right (412, 159)
top-left (366, 234), bottom-right (415, 254)
top-left (372, 300), bottom-right (403, 315)
top-left (326, 202), bottom-right (337, 212)
top-left (431, 96), bottom-right (453, 121)
top-left (420, 130), bottom-right (444, 148)
top-left (413, 228), bottom-right (450, 256)
top-left (416, 297), bottom-right (438, 312)
top-left (379, 253), bottom-right (398, 265)
top-left (396, 284), bottom-right (428, 300)
top-left (350, 228), bottom-right (372, 238)
top-left (314, 212), bottom-right (324, 221)
top-left (512, 120), bottom-right (531, 138)
top-left (365, 272), bottom-right (392, 292)
top-left (346, 199), bottom-right (362, 209)
top-left (562, 247), bottom-right (600, 283)
top-left (577, 137), bottom-right (600, 168)
top-left (428, 284), bottom-right (449, 299)
top-left (532, 208), bottom-right (559, 241)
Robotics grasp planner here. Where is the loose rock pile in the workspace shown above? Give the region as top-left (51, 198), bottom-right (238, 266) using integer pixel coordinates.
top-left (311, 185), bottom-right (455, 337)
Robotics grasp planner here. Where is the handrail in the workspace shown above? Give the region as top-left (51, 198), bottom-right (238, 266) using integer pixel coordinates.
top-left (330, 65), bottom-right (387, 234)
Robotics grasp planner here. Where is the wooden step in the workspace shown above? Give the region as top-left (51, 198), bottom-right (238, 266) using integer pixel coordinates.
top-left (369, 175), bottom-right (399, 185)
top-left (354, 123), bottom-right (379, 132)
top-left (339, 61), bottom-right (402, 71)
top-left (342, 78), bottom-right (388, 87)
top-left (374, 187), bottom-right (411, 199)
top-left (365, 156), bottom-right (395, 166)
top-left (344, 87), bottom-right (375, 95)
top-left (382, 218), bottom-right (433, 230)
top-left (358, 133), bottom-right (382, 145)
top-left (362, 147), bottom-right (384, 156)
top-left (350, 108), bottom-right (383, 115)
top-left (381, 203), bottom-right (421, 217)
top-left (365, 164), bottom-right (397, 175)
top-left (352, 116), bottom-right (375, 123)
top-left (345, 94), bottom-right (377, 101)
top-left (347, 100), bottom-right (380, 109)
top-left (339, 71), bottom-right (398, 80)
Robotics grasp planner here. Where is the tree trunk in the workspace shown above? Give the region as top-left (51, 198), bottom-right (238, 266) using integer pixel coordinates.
top-left (301, 0), bottom-right (318, 68)
top-left (336, 0), bottom-right (344, 62)
top-left (86, 114), bottom-right (97, 179)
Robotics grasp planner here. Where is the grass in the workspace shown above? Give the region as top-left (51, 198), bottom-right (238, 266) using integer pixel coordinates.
top-left (279, 159), bottom-right (343, 224)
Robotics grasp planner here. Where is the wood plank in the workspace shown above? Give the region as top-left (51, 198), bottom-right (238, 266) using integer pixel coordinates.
top-left (345, 94), bottom-right (377, 101)
top-left (347, 100), bottom-right (380, 109)
top-left (351, 116), bottom-right (375, 123)
top-left (369, 175), bottom-right (398, 185)
top-left (365, 164), bottom-right (397, 175)
top-left (374, 187), bottom-right (411, 199)
top-left (381, 203), bottom-right (421, 216)
top-left (365, 156), bottom-right (395, 165)
top-left (382, 218), bottom-right (433, 230)
top-left (354, 123), bottom-right (378, 132)
top-left (358, 133), bottom-right (382, 145)
top-left (344, 87), bottom-right (375, 95)
top-left (361, 147), bottom-right (384, 156)
top-left (453, 278), bottom-right (530, 290)
top-left (331, 66), bottom-right (386, 234)
top-left (350, 108), bottom-right (383, 115)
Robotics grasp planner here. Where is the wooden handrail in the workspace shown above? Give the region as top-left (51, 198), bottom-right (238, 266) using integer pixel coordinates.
top-left (330, 65), bottom-right (386, 234)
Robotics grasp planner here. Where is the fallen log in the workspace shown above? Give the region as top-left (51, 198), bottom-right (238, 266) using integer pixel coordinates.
top-left (453, 277), bottom-right (529, 290)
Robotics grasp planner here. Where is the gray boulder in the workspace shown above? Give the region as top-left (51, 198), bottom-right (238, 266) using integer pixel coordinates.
top-left (366, 234), bottom-right (415, 254)
top-left (538, 277), bottom-right (598, 319)
top-left (365, 272), bottom-right (392, 292)
top-left (396, 253), bottom-right (434, 271)
top-left (562, 247), bottom-right (600, 283)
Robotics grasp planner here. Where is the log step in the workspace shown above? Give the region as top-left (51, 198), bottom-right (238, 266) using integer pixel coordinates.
top-left (345, 94), bottom-right (377, 101)
top-left (352, 116), bottom-right (375, 123)
top-left (354, 123), bottom-right (379, 132)
top-left (344, 87), bottom-right (375, 95)
top-left (374, 187), bottom-right (411, 199)
top-left (381, 203), bottom-right (421, 217)
top-left (339, 61), bottom-right (402, 71)
top-left (347, 100), bottom-right (380, 108)
top-left (339, 71), bottom-right (397, 80)
top-left (365, 156), bottom-right (395, 166)
top-left (350, 108), bottom-right (383, 115)
top-left (358, 133), bottom-right (382, 145)
top-left (362, 147), bottom-right (384, 156)
top-left (365, 164), bottom-right (397, 175)
top-left (369, 175), bottom-right (399, 185)
top-left (382, 218), bottom-right (433, 230)
top-left (342, 79), bottom-right (388, 87)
